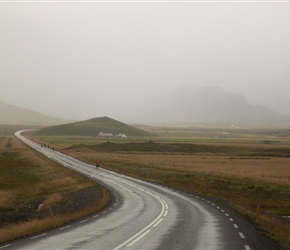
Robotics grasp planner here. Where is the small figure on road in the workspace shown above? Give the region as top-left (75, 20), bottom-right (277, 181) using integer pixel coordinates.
top-left (96, 160), bottom-right (100, 169)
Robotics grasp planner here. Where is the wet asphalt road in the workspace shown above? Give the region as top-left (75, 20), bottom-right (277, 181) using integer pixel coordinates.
top-left (3, 131), bottom-right (280, 250)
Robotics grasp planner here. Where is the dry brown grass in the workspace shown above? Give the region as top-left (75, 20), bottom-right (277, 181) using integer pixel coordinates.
top-left (66, 149), bottom-right (290, 186)
top-left (234, 204), bottom-right (290, 250)
top-left (0, 135), bottom-right (27, 150)
top-left (43, 193), bottom-right (64, 207)
top-left (0, 190), bottom-right (110, 243)
top-left (0, 190), bottom-right (13, 207)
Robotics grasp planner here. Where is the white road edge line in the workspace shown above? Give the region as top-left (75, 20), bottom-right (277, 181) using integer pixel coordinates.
top-left (163, 210), bottom-right (168, 217)
top-left (59, 225), bottom-right (71, 230)
top-left (245, 245), bottom-right (251, 250)
top-left (0, 244), bottom-right (11, 249)
top-left (30, 233), bottom-right (47, 240)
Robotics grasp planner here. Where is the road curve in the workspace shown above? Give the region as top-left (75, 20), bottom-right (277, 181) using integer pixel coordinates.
top-left (1, 131), bottom-right (279, 250)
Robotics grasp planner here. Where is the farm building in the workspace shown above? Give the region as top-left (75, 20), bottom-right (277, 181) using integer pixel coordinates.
top-left (116, 133), bottom-right (127, 138)
top-left (98, 132), bottom-right (113, 137)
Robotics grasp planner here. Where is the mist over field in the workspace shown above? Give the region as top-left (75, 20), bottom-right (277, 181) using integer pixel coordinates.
top-left (1, 2), bottom-right (290, 124)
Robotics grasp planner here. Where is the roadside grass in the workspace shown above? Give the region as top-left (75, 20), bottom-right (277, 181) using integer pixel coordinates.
top-left (0, 192), bottom-right (110, 243)
top-left (0, 135), bottom-right (110, 244)
top-left (77, 153), bottom-right (290, 213)
top-left (0, 147), bottom-right (89, 208)
top-left (233, 203), bottom-right (290, 250)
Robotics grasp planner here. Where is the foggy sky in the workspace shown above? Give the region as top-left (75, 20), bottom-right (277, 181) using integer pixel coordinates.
top-left (1, 1), bottom-right (290, 123)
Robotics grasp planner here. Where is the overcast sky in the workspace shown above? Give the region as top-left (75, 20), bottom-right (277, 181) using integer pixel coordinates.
top-left (0, 1), bottom-right (289, 123)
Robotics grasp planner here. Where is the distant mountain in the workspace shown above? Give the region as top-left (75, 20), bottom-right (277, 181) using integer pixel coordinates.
top-left (35, 116), bottom-right (154, 137)
top-left (170, 86), bottom-right (290, 126)
top-left (0, 101), bottom-right (69, 126)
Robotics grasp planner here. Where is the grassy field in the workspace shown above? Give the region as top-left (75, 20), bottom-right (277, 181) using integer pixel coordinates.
top-left (31, 127), bottom-right (290, 249)
top-left (0, 128), bottom-right (109, 244)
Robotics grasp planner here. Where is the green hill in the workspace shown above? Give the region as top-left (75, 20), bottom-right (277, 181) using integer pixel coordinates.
top-left (34, 116), bottom-right (154, 137)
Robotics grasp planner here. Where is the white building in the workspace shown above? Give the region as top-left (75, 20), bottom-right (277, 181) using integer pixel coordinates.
top-left (115, 133), bottom-right (127, 138)
top-left (98, 132), bottom-right (113, 137)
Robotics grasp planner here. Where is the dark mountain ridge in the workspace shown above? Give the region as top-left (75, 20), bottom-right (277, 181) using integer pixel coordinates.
top-left (171, 86), bottom-right (290, 126)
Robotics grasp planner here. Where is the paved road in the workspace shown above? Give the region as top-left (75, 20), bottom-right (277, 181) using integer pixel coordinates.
top-left (1, 131), bottom-right (279, 250)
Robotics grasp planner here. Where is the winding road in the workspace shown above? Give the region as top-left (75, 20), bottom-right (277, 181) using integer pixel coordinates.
top-left (1, 131), bottom-right (279, 250)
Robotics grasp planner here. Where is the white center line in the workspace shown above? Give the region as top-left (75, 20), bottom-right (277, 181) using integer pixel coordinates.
top-left (126, 230), bottom-right (151, 247)
top-left (239, 232), bottom-right (245, 239)
top-left (153, 218), bottom-right (164, 227)
top-left (59, 225), bottom-right (71, 230)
